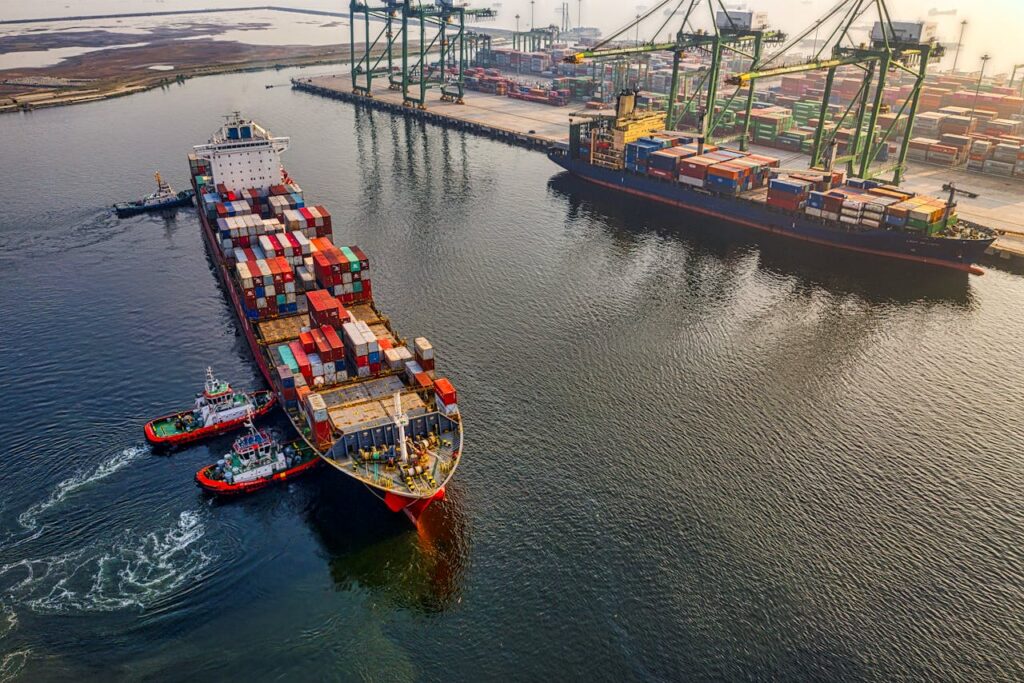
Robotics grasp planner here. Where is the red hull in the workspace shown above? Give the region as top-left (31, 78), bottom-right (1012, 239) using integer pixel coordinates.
top-left (385, 487), bottom-right (447, 523)
top-left (194, 456), bottom-right (321, 496)
top-left (144, 392), bottom-right (276, 447)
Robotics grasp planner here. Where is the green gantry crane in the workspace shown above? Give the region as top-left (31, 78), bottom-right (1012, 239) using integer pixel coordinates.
top-left (726, 0), bottom-right (945, 183)
top-left (512, 25), bottom-right (561, 53)
top-left (349, 0), bottom-right (496, 109)
top-left (563, 0), bottom-right (785, 151)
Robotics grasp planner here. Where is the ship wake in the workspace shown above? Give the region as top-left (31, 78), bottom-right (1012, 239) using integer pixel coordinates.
top-left (16, 445), bottom-right (148, 536)
top-left (0, 510), bottom-right (214, 613)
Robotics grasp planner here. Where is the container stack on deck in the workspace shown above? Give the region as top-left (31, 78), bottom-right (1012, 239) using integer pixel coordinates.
top-left (589, 125), bottom-right (962, 237)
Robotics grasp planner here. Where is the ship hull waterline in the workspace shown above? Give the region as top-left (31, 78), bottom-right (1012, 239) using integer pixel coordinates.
top-left (549, 152), bottom-right (992, 276)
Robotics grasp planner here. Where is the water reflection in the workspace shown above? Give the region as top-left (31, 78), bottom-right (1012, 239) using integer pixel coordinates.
top-left (306, 475), bottom-right (469, 614)
top-left (547, 172), bottom-right (975, 309)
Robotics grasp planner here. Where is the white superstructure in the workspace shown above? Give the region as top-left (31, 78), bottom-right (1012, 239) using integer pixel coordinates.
top-left (193, 113), bottom-right (290, 194)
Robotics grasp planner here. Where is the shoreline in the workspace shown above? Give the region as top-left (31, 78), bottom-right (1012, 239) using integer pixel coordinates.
top-left (0, 47), bottom-right (354, 114)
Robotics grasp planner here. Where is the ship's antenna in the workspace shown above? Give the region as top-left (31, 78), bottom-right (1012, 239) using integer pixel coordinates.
top-left (394, 392), bottom-right (410, 464)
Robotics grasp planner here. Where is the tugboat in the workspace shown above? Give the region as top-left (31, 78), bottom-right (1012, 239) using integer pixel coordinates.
top-left (194, 417), bottom-right (320, 496)
top-left (114, 172), bottom-right (195, 217)
top-left (144, 367), bottom-right (276, 448)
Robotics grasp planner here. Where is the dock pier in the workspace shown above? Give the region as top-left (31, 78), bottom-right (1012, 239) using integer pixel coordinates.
top-left (292, 75), bottom-right (582, 151)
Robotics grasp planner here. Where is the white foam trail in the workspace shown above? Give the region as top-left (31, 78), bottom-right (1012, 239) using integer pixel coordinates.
top-left (0, 650), bottom-right (29, 683)
top-left (17, 445), bottom-right (147, 531)
top-left (0, 511), bottom-right (214, 614)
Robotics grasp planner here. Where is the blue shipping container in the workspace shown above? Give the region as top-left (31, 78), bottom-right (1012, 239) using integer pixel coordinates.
top-left (769, 179), bottom-right (807, 195)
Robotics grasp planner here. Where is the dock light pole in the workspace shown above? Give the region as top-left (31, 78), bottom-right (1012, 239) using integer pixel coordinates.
top-left (969, 53), bottom-right (990, 129)
top-left (952, 20), bottom-right (967, 72)
top-left (515, 14), bottom-right (521, 74)
top-left (530, 1), bottom-right (535, 30)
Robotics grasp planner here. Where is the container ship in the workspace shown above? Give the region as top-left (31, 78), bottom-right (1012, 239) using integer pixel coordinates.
top-left (548, 91), bottom-right (995, 273)
top-left (187, 115), bottom-right (461, 521)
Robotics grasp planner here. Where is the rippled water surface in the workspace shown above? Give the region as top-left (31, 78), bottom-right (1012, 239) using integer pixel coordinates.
top-left (0, 66), bottom-right (1022, 682)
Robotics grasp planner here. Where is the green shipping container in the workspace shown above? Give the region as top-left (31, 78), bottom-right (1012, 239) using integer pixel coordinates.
top-left (906, 217), bottom-right (940, 231)
top-left (339, 246), bottom-right (361, 272)
top-left (277, 345), bottom-right (299, 373)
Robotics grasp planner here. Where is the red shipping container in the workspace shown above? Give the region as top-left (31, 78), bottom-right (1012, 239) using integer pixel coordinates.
top-left (312, 329), bottom-right (332, 361)
top-left (766, 194), bottom-right (804, 212)
top-left (299, 330), bottom-right (316, 354)
top-left (350, 246), bottom-right (370, 270)
top-left (419, 358), bottom-right (435, 372)
top-left (354, 355), bottom-right (369, 367)
top-left (299, 207), bottom-right (315, 224)
top-left (321, 325), bottom-right (345, 360)
top-left (433, 378), bottom-right (457, 405)
top-left (377, 338), bottom-right (393, 351)
top-left (369, 362), bottom-right (381, 374)
top-left (314, 206), bottom-right (332, 229)
top-left (414, 372), bottom-right (433, 390)
top-left (289, 340), bottom-right (312, 381)
top-left (648, 168), bottom-right (675, 181)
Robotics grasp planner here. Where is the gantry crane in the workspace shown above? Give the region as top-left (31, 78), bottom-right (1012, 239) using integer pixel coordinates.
top-left (512, 25), bottom-right (560, 52)
top-left (563, 0), bottom-right (785, 151)
top-left (726, 0), bottom-right (944, 183)
top-left (349, 0), bottom-right (496, 109)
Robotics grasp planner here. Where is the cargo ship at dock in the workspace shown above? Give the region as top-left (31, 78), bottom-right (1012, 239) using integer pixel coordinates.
top-left (548, 92), bottom-right (995, 274)
top-left (187, 115), bottom-right (462, 521)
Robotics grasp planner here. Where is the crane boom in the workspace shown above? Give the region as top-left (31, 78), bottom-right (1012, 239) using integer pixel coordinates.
top-left (726, 54), bottom-right (880, 85)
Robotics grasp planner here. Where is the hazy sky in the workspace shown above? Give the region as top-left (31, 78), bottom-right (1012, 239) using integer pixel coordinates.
top-left (487, 0), bottom-right (1024, 74)
top-left (6, 0), bottom-right (1024, 73)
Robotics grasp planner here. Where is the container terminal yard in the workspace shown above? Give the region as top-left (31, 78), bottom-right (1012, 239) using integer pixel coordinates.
top-left (294, 0), bottom-right (1024, 265)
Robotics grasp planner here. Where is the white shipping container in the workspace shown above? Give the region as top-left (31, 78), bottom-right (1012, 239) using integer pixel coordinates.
top-left (404, 360), bottom-right (424, 379)
top-left (414, 337), bottom-right (434, 360)
top-left (436, 395), bottom-right (459, 416)
top-left (384, 348), bottom-right (403, 369)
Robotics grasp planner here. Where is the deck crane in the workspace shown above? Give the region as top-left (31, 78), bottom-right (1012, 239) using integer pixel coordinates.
top-left (725, 0), bottom-right (944, 184)
top-left (349, 0), bottom-right (496, 109)
top-left (562, 0), bottom-right (785, 150)
top-left (940, 183), bottom-right (979, 227)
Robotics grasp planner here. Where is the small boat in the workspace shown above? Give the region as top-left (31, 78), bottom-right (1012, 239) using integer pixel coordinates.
top-left (194, 419), bottom-right (320, 496)
top-left (144, 367), bottom-right (276, 448)
top-left (114, 171), bottom-right (195, 217)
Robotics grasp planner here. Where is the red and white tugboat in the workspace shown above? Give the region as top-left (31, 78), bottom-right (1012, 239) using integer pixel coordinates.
top-left (144, 367), bottom-right (276, 448)
top-left (194, 415), bottom-right (320, 496)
